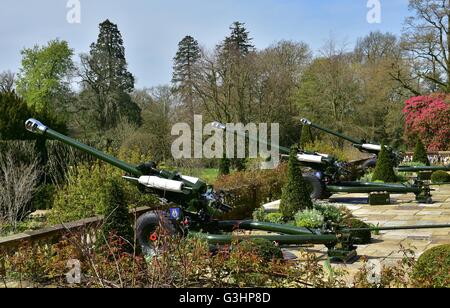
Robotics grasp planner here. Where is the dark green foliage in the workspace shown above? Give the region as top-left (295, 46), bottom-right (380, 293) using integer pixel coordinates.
top-left (413, 138), bottom-right (430, 166)
top-left (300, 125), bottom-right (314, 148)
top-left (431, 171), bottom-right (450, 183)
top-left (33, 184), bottom-right (56, 210)
top-left (220, 21), bottom-right (255, 56)
top-left (235, 239), bottom-right (283, 262)
top-left (218, 156), bottom-right (230, 176)
top-left (344, 218), bottom-right (371, 245)
top-left (102, 179), bottom-right (134, 251)
top-left (172, 35), bottom-right (201, 122)
top-left (79, 20), bottom-right (141, 132)
top-left (372, 143), bottom-right (397, 183)
top-left (0, 91), bottom-right (34, 140)
top-left (173, 36), bottom-right (201, 85)
top-left (412, 244), bottom-right (450, 288)
top-left (280, 146), bottom-right (313, 219)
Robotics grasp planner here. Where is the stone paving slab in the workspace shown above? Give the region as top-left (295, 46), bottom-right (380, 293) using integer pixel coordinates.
top-left (263, 184), bottom-right (450, 279)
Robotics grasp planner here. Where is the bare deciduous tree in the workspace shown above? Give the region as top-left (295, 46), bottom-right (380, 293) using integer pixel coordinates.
top-left (0, 71), bottom-right (15, 93)
top-left (401, 0), bottom-right (450, 93)
top-left (0, 151), bottom-right (41, 232)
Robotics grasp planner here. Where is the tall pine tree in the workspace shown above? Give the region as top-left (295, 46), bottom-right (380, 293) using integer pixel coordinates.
top-left (172, 36), bottom-right (201, 122)
top-left (220, 21), bottom-right (255, 57)
top-left (80, 20), bottom-right (141, 132)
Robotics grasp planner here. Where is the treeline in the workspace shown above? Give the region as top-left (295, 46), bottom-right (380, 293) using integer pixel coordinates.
top-left (1, 0), bottom-right (450, 156)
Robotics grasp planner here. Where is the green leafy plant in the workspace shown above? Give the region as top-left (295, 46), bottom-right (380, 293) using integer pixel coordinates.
top-left (431, 171), bottom-right (450, 184)
top-left (234, 239), bottom-right (283, 262)
top-left (280, 146), bottom-right (313, 219)
top-left (294, 209), bottom-right (324, 228)
top-left (313, 203), bottom-right (344, 223)
top-left (412, 244), bottom-right (450, 288)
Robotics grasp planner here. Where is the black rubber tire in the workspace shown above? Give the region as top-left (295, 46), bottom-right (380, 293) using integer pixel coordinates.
top-left (361, 158), bottom-right (377, 171)
top-left (303, 174), bottom-right (331, 200)
top-left (136, 211), bottom-right (179, 257)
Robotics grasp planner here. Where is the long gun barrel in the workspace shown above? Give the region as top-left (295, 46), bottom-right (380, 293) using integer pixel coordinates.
top-left (300, 118), bottom-right (385, 155)
top-left (300, 118), bottom-right (364, 145)
top-left (211, 122), bottom-right (291, 155)
top-left (25, 119), bottom-right (143, 177)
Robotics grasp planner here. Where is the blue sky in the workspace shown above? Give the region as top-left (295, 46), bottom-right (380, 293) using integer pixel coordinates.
top-left (0, 0), bottom-right (410, 87)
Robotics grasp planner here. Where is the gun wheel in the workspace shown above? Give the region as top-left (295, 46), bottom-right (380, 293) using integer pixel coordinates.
top-left (136, 211), bottom-right (180, 257)
top-left (304, 174), bottom-right (332, 200)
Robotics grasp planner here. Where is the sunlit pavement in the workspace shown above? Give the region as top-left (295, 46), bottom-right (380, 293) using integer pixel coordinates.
top-left (264, 185), bottom-right (450, 278)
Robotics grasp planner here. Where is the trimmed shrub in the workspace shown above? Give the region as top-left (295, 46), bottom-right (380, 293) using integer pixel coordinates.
top-left (372, 143), bottom-right (397, 183)
top-left (280, 146), bottom-right (313, 219)
top-left (431, 171), bottom-right (450, 184)
top-left (412, 244), bottom-right (450, 288)
top-left (294, 209), bottom-right (324, 228)
top-left (413, 138), bottom-right (430, 166)
top-left (235, 238), bottom-right (283, 262)
top-left (101, 179), bottom-right (134, 251)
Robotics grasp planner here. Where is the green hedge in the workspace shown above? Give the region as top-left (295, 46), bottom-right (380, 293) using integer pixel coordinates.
top-left (412, 245), bottom-right (450, 288)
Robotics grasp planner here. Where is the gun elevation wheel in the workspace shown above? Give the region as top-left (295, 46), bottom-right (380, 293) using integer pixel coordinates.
top-left (304, 174), bottom-right (332, 200)
top-left (136, 211), bottom-right (181, 257)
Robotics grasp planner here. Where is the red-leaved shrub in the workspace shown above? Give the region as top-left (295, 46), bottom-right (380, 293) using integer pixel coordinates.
top-left (403, 94), bottom-right (450, 151)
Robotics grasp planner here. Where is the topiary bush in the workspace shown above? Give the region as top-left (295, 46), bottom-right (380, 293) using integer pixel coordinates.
top-left (431, 171), bottom-right (450, 184)
top-left (412, 244), bottom-right (450, 288)
top-left (413, 138), bottom-right (430, 166)
top-left (372, 143), bottom-right (397, 183)
top-left (234, 238), bottom-right (283, 262)
top-left (280, 146), bottom-right (313, 219)
top-left (294, 209), bottom-right (324, 228)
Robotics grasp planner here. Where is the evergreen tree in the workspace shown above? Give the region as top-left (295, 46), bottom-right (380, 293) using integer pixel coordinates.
top-left (413, 138), bottom-right (430, 166)
top-left (372, 143), bottom-right (397, 183)
top-left (221, 21), bottom-right (255, 56)
top-left (300, 125), bottom-right (314, 148)
top-left (80, 20), bottom-right (141, 132)
top-left (102, 179), bottom-right (134, 252)
top-left (0, 91), bottom-right (34, 140)
top-left (172, 36), bottom-right (201, 121)
top-left (280, 145), bottom-right (313, 219)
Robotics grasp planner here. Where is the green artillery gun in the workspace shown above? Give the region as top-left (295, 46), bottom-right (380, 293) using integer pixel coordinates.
top-left (25, 119), bottom-right (448, 262)
top-left (212, 122), bottom-right (433, 203)
top-left (300, 118), bottom-right (450, 174)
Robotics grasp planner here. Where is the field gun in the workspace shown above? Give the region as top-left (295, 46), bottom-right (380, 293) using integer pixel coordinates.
top-left (25, 119), bottom-right (447, 262)
top-left (212, 122), bottom-right (433, 203)
top-left (300, 118), bottom-right (450, 174)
